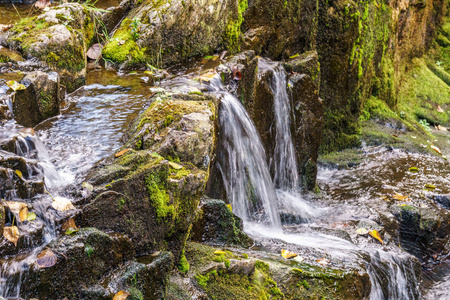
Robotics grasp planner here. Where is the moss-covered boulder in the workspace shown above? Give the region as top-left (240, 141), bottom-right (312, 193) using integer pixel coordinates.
top-left (191, 197), bottom-right (253, 247)
top-left (101, 0), bottom-right (243, 69)
top-left (79, 92), bottom-right (216, 259)
top-left (4, 3), bottom-right (96, 92)
top-left (12, 71), bottom-right (63, 127)
top-left (22, 228), bottom-right (134, 299)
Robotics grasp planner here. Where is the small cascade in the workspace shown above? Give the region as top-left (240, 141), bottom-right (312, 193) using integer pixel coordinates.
top-left (271, 65), bottom-right (299, 190)
top-left (217, 90), bottom-right (281, 228)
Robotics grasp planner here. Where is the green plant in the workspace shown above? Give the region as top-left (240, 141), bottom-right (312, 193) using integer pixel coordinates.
top-left (418, 119), bottom-right (432, 131)
top-left (131, 17), bottom-right (141, 41)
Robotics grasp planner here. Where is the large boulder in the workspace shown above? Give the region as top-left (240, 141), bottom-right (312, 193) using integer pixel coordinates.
top-left (22, 228), bottom-right (134, 299)
top-left (79, 91), bottom-right (217, 259)
top-left (12, 71), bottom-right (63, 127)
top-left (101, 0), bottom-right (242, 69)
top-left (4, 3), bottom-right (96, 92)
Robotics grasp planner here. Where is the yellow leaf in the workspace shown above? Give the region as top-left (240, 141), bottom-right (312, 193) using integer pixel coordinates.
top-left (14, 170), bottom-right (23, 179)
top-left (26, 212), bottom-right (36, 221)
top-left (113, 291), bottom-right (130, 300)
top-left (392, 193), bottom-right (409, 201)
top-left (409, 167), bottom-right (419, 172)
top-left (115, 148), bottom-right (132, 158)
top-left (3, 226), bottom-right (20, 246)
top-left (424, 184), bottom-right (436, 190)
top-left (6, 80), bottom-right (26, 91)
top-left (281, 249), bottom-right (298, 259)
top-left (226, 204), bottom-right (232, 212)
top-left (168, 162), bottom-right (183, 170)
top-left (5, 201), bottom-right (28, 222)
top-left (356, 228), bottom-right (369, 235)
top-left (51, 197), bottom-right (76, 211)
top-left (369, 230), bottom-right (383, 244)
top-left (214, 250), bottom-right (227, 256)
top-left (36, 249), bottom-right (57, 268)
top-left (431, 145), bottom-right (442, 155)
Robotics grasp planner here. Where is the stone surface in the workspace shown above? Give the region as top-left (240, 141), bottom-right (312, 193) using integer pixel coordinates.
top-left (191, 198), bottom-right (253, 247)
top-left (13, 71), bottom-right (63, 127)
top-left (23, 228), bottom-right (134, 299)
top-left (101, 0), bottom-right (241, 68)
top-left (79, 92), bottom-right (216, 259)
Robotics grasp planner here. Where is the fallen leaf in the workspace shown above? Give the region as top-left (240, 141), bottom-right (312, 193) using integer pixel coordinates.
top-left (14, 169), bottom-right (23, 179)
top-left (65, 227), bottom-right (79, 235)
top-left (36, 249), bottom-right (57, 268)
top-left (113, 291), bottom-right (130, 300)
top-left (392, 193), bottom-right (409, 201)
top-left (51, 197), bottom-right (76, 211)
top-left (214, 250), bottom-right (227, 256)
top-left (410, 135), bottom-right (416, 139)
top-left (437, 125), bottom-right (447, 131)
top-left (82, 182), bottom-right (94, 192)
top-left (34, 0), bottom-right (51, 10)
top-left (26, 212), bottom-right (36, 221)
top-left (293, 256), bottom-right (304, 263)
top-left (198, 72), bottom-right (217, 82)
top-left (397, 203), bottom-right (408, 207)
top-left (231, 66), bottom-right (241, 81)
top-left (356, 227), bottom-right (369, 235)
top-left (5, 201), bottom-right (28, 222)
top-left (226, 204), bottom-right (232, 212)
top-left (437, 105), bottom-right (444, 113)
top-left (281, 249), bottom-right (298, 259)
top-left (117, 40), bottom-right (126, 45)
top-left (115, 148), bottom-right (132, 158)
top-left (61, 218), bottom-right (77, 232)
top-left (424, 184), bottom-right (436, 190)
top-left (168, 162), bottom-right (183, 170)
top-left (3, 226), bottom-right (19, 246)
top-left (0, 24), bottom-right (13, 32)
top-left (431, 145), bottom-right (442, 155)
top-left (316, 258), bottom-right (330, 266)
top-left (369, 230), bottom-right (383, 244)
top-left (86, 43), bottom-right (103, 60)
top-left (409, 167), bottom-right (419, 172)
top-left (6, 80), bottom-right (26, 92)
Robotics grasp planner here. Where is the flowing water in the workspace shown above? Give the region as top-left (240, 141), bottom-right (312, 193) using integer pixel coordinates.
top-left (0, 55), bottom-right (448, 298)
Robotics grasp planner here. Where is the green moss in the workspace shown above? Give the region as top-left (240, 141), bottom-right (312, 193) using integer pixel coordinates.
top-left (117, 197), bottom-right (126, 210)
top-left (102, 18), bottom-right (148, 65)
top-left (177, 252), bottom-right (190, 274)
top-left (145, 170), bottom-right (175, 221)
top-left (223, 0), bottom-right (248, 53)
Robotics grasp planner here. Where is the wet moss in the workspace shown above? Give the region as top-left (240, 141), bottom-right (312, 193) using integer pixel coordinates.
top-left (145, 169), bottom-right (175, 222)
top-left (177, 251), bottom-right (190, 274)
top-left (224, 0), bottom-right (248, 53)
top-left (102, 18), bottom-right (148, 65)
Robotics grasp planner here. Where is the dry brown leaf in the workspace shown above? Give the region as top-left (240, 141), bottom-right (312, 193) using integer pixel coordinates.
top-left (317, 258), bottom-right (330, 266)
top-left (437, 105), bottom-right (444, 113)
top-left (431, 145), bottom-right (442, 155)
top-left (5, 201), bottom-right (28, 222)
top-left (369, 230), bottom-right (383, 245)
top-left (51, 197), bottom-right (76, 211)
top-left (86, 43), bottom-right (103, 60)
top-left (115, 148), bottom-right (132, 158)
top-left (3, 226), bottom-right (19, 246)
top-left (113, 291), bottom-right (130, 300)
top-left (281, 249), bottom-right (297, 259)
top-left (36, 249), bottom-right (57, 268)
top-left (392, 193), bottom-right (409, 201)
top-left (61, 218), bottom-right (77, 232)
top-left (437, 125), bottom-right (448, 131)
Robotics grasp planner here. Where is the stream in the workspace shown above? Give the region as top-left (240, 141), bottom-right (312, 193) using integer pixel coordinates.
top-left (0, 28), bottom-right (449, 300)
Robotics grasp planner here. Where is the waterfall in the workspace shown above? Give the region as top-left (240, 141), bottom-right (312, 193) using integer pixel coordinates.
top-left (217, 91), bottom-right (281, 228)
top-left (271, 66), bottom-right (299, 190)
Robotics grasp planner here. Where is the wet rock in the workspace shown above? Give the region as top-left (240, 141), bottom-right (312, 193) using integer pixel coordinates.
top-left (107, 251), bottom-right (174, 299)
top-left (4, 3), bottom-right (96, 92)
top-left (0, 203), bottom-right (4, 237)
top-left (101, 0), bottom-right (241, 69)
top-left (392, 205), bottom-right (449, 263)
top-left (290, 73), bottom-right (323, 190)
top-left (190, 198), bottom-right (253, 247)
top-left (101, 0), bottom-right (134, 33)
top-left (428, 194), bottom-right (450, 209)
top-left (13, 71), bottom-right (63, 127)
top-left (282, 50), bottom-right (320, 89)
top-left (0, 217), bottom-right (45, 256)
top-left (23, 228), bottom-right (134, 299)
top-left (79, 92), bottom-right (216, 259)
